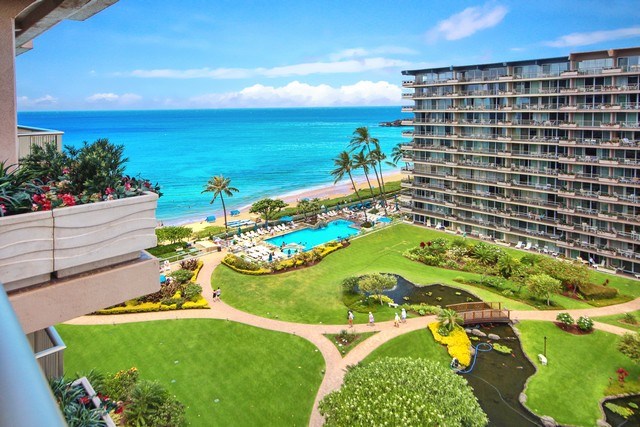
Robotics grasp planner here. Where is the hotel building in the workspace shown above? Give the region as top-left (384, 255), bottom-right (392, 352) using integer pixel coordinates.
top-left (400, 47), bottom-right (640, 276)
top-left (1, 1), bottom-right (159, 424)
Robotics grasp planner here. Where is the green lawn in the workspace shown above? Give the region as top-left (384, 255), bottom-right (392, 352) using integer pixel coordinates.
top-left (362, 328), bottom-right (450, 365)
top-left (595, 310), bottom-right (640, 332)
top-left (215, 223), bottom-right (599, 325)
top-left (517, 320), bottom-right (640, 426)
top-left (57, 320), bottom-right (324, 427)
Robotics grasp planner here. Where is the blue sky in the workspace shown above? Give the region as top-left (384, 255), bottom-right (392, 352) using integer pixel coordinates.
top-left (16, 0), bottom-right (640, 110)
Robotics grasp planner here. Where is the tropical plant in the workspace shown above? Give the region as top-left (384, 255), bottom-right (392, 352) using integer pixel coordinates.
top-left (330, 151), bottom-right (367, 221)
top-left (349, 127), bottom-right (388, 212)
top-left (319, 358), bottom-right (487, 427)
top-left (249, 198), bottom-right (287, 226)
top-left (0, 160), bottom-right (40, 216)
top-left (296, 198), bottom-right (312, 220)
top-left (125, 380), bottom-right (169, 426)
top-left (496, 255), bottom-right (521, 279)
top-left (201, 175), bottom-right (239, 231)
top-left (556, 312), bottom-right (574, 326)
top-left (65, 139), bottom-right (127, 197)
top-left (471, 242), bottom-right (503, 265)
top-left (352, 151), bottom-right (376, 203)
top-left (437, 308), bottom-right (463, 336)
top-left (623, 312), bottom-right (639, 325)
top-left (155, 226), bottom-right (192, 244)
top-left (357, 273), bottom-right (396, 305)
top-left (369, 147), bottom-right (389, 214)
top-left (618, 333), bottom-right (640, 363)
top-left (526, 273), bottom-right (562, 306)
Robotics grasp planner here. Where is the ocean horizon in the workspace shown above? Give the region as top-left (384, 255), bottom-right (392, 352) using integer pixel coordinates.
top-left (18, 107), bottom-right (405, 224)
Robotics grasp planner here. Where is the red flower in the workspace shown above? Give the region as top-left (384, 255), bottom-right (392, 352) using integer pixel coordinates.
top-left (124, 182), bottom-right (131, 191)
top-left (105, 187), bottom-right (115, 195)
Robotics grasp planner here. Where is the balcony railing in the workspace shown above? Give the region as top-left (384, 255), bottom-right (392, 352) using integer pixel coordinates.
top-left (17, 126), bottom-right (63, 160)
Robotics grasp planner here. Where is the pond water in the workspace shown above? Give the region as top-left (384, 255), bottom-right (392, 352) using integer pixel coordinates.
top-left (604, 395), bottom-right (640, 426)
top-left (383, 275), bottom-right (481, 306)
top-left (382, 276), bottom-right (540, 426)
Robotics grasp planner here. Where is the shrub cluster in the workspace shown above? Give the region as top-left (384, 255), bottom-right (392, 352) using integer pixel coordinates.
top-left (428, 322), bottom-right (472, 366)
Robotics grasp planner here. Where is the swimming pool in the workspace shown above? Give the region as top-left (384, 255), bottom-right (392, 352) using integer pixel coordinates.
top-left (265, 219), bottom-right (359, 251)
top-left (377, 217), bottom-right (392, 223)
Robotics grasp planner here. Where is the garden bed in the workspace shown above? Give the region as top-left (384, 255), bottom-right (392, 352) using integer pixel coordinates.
top-left (324, 330), bottom-right (377, 357)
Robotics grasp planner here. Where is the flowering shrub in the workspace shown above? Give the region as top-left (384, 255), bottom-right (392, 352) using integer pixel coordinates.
top-left (319, 357), bottom-right (487, 426)
top-left (428, 322), bottom-right (472, 366)
top-left (556, 312), bottom-right (575, 326)
top-left (577, 316), bottom-right (594, 331)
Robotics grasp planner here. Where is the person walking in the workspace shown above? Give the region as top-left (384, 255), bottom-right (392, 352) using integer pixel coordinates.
top-left (348, 310), bottom-right (354, 328)
top-left (401, 308), bottom-right (407, 323)
top-left (214, 287), bottom-right (221, 302)
top-left (368, 312), bottom-right (375, 327)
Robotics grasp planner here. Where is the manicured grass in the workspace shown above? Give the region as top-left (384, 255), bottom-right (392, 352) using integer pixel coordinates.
top-left (595, 310), bottom-right (640, 332)
top-left (57, 320), bottom-right (324, 427)
top-left (362, 328), bottom-right (450, 365)
top-left (324, 331), bottom-right (377, 357)
top-left (215, 224), bottom-right (587, 325)
top-left (517, 320), bottom-right (640, 426)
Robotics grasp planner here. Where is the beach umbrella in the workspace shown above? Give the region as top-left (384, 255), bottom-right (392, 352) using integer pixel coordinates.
top-left (160, 275), bottom-right (166, 284)
top-left (237, 226), bottom-right (241, 236)
top-left (206, 215), bottom-right (216, 222)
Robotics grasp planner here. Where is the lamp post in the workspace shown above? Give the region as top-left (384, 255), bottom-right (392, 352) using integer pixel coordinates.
top-left (544, 336), bottom-right (547, 358)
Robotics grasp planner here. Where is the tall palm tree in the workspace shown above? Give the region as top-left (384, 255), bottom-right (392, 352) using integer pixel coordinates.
top-left (350, 127), bottom-right (386, 210)
top-left (201, 175), bottom-right (238, 232)
top-left (297, 199), bottom-right (311, 221)
top-left (389, 142), bottom-right (405, 167)
top-left (330, 151), bottom-right (367, 221)
top-left (352, 151), bottom-right (376, 201)
top-left (369, 147), bottom-right (389, 214)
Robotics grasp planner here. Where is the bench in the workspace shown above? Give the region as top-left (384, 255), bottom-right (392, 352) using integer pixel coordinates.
top-left (388, 302), bottom-right (399, 308)
top-left (538, 354), bottom-right (547, 366)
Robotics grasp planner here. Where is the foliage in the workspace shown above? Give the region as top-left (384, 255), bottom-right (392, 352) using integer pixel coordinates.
top-left (183, 283), bottom-right (203, 301)
top-left (496, 255), bottom-right (521, 279)
top-left (535, 257), bottom-right (590, 292)
top-left (492, 343), bottom-right (512, 354)
top-left (168, 269), bottom-right (193, 284)
top-left (341, 276), bottom-right (360, 294)
top-left (222, 254), bottom-right (263, 271)
top-left (428, 322), bottom-right (472, 366)
top-left (577, 282), bottom-right (619, 300)
top-left (436, 308), bottom-right (463, 335)
top-left (156, 226), bottom-right (192, 244)
top-left (369, 294), bottom-right (394, 305)
top-left (577, 316), bottom-right (594, 331)
top-left (618, 333), bottom-right (640, 363)
top-left (401, 303), bottom-right (440, 316)
top-left (249, 198), bottom-right (287, 225)
top-left (471, 242), bottom-right (504, 265)
top-left (605, 402), bottom-right (634, 418)
top-left (526, 273), bottom-right (562, 306)
top-left (357, 273), bottom-right (396, 305)
top-left (125, 380), bottom-right (185, 427)
top-left (201, 175), bottom-right (238, 230)
top-left (146, 242), bottom-right (185, 258)
top-left (556, 312), bottom-right (575, 326)
top-left (0, 161), bottom-right (41, 216)
top-left (192, 225), bottom-right (226, 240)
top-left (319, 357), bottom-right (487, 426)
top-left (103, 367), bottom-right (139, 401)
top-left (49, 377), bottom-right (107, 426)
top-left (179, 258), bottom-right (199, 271)
top-left (624, 312), bottom-right (639, 325)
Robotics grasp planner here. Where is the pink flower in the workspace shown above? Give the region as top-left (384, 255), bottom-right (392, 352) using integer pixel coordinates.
top-left (105, 187), bottom-right (114, 195)
top-left (125, 182), bottom-right (131, 191)
top-left (62, 168), bottom-right (70, 174)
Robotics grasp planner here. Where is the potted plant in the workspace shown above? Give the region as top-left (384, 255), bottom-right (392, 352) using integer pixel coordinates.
top-left (0, 140), bottom-right (161, 287)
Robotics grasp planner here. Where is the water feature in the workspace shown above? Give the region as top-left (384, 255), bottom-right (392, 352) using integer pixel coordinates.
top-left (604, 395), bottom-right (640, 426)
top-left (265, 219), bottom-right (358, 251)
top-left (377, 217), bottom-right (392, 223)
top-left (383, 275), bottom-right (481, 306)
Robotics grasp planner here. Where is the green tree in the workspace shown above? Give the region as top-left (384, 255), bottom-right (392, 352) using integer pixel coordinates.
top-left (155, 226), bottom-right (192, 244)
top-left (296, 199), bottom-right (312, 221)
top-left (330, 151), bottom-right (367, 221)
top-left (201, 175), bottom-right (239, 231)
top-left (369, 147), bottom-right (389, 214)
top-left (319, 357), bottom-right (487, 426)
top-left (497, 254), bottom-right (521, 279)
top-left (249, 198), bottom-right (287, 226)
top-left (66, 138), bottom-right (127, 197)
top-left (358, 273), bottom-right (396, 305)
top-left (526, 273), bottom-right (562, 306)
top-left (352, 151), bottom-right (376, 202)
top-left (618, 333), bottom-right (640, 363)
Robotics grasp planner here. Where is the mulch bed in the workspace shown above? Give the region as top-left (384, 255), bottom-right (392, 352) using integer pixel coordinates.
top-left (554, 321), bottom-right (593, 335)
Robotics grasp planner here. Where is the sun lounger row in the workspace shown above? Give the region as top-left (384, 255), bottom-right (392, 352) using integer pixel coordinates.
top-left (227, 219), bottom-right (255, 228)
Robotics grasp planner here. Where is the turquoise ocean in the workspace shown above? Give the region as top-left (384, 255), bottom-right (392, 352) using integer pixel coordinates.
top-left (17, 107), bottom-right (404, 224)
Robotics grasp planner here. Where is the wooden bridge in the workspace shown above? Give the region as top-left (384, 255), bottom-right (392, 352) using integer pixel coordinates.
top-left (446, 302), bottom-right (511, 325)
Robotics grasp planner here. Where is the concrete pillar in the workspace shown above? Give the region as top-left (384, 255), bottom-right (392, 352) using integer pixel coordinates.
top-left (0, 14), bottom-right (18, 165)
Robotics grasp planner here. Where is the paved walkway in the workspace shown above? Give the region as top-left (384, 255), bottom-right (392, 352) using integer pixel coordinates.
top-left (65, 251), bottom-right (640, 426)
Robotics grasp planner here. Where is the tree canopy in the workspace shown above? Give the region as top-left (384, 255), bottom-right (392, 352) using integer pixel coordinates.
top-left (358, 273), bottom-right (396, 305)
top-left (526, 273), bottom-right (562, 306)
top-left (319, 357), bottom-right (487, 426)
top-left (155, 226), bottom-right (192, 244)
top-left (249, 198), bottom-right (287, 224)
top-left (618, 333), bottom-right (640, 363)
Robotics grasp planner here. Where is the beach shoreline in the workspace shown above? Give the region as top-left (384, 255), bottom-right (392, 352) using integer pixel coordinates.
top-left (165, 171), bottom-right (404, 233)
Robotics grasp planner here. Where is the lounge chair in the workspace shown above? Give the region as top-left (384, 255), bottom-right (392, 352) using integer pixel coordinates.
top-left (524, 242), bottom-right (532, 250)
top-left (515, 241), bottom-right (523, 249)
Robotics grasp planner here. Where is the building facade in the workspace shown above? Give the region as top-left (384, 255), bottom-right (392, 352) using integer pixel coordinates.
top-left (400, 47), bottom-right (640, 275)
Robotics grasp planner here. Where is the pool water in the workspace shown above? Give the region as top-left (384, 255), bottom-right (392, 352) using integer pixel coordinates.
top-left (265, 219), bottom-right (359, 251)
top-left (377, 217), bottom-right (392, 223)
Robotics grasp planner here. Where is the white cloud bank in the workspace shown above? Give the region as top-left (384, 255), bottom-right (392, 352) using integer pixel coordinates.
top-left (86, 92), bottom-right (142, 105)
top-left (128, 57), bottom-right (411, 80)
top-left (188, 80), bottom-right (402, 108)
top-left (426, 3), bottom-right (508, 42)
top-left (17, 94), bottom-right (58, 108)
top-left (545, 26), bottom-right (640, 48)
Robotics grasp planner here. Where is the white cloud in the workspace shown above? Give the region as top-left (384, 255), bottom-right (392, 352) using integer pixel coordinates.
top-left (86, 92), bottom-right (142, 104)
top-left (17, 94), bottom-right (58, 107)
top-left (189, 80), bottom-right (402, 108)
top-left (329, 46), bottom-right (418, 61)
top-left (426, 3), bottom-right (508, 42)
top-left (545, 27), bottom-right (640, 48)
top-left (127, 57), bottom-right (411, 80)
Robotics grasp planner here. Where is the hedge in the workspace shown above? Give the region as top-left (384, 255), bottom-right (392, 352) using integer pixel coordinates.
top-left (428, 322), bottom-right (472, 366)
top-left (577, 282), bottom-right (618, 300)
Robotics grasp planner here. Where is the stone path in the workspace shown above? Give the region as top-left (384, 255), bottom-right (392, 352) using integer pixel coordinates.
top-left (65, 251), bottom-right (640, 426)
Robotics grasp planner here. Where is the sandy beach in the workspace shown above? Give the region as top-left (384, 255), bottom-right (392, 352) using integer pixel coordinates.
top-left (174, 171), bottom-right (404, 233)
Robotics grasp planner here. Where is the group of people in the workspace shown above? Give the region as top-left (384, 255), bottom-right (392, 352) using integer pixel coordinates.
top-left (212, 287), bottom-right (221, 302)
top-left (347, 308), bottom-right (407, 328)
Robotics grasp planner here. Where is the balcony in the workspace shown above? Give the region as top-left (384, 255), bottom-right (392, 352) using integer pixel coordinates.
top-left (17, 126), bottom-right (63, 159)
top-left (2, 193), bottom-right (161, 333)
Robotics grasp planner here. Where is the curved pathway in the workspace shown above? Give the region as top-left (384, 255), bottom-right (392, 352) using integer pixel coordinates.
top-left (65, 251), bottom-right (640, 426)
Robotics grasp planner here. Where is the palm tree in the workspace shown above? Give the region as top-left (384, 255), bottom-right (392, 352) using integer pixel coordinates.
top-left (389, 142), bottom-right (405, 167)
top-left (330, 151), bottom-right (367, 221)
top-left (297, 199), bottom-right (311, 221)
top-left (350, 127), bottom-right (386, 211)
top-left (437, 308), bottom-right (463, 335)
top-left (201, 175), bottom-right (238, 232)
top-left (369, 147), bottom-right (389, 214)
top-left (352, 151), bottom-right (376, 201)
